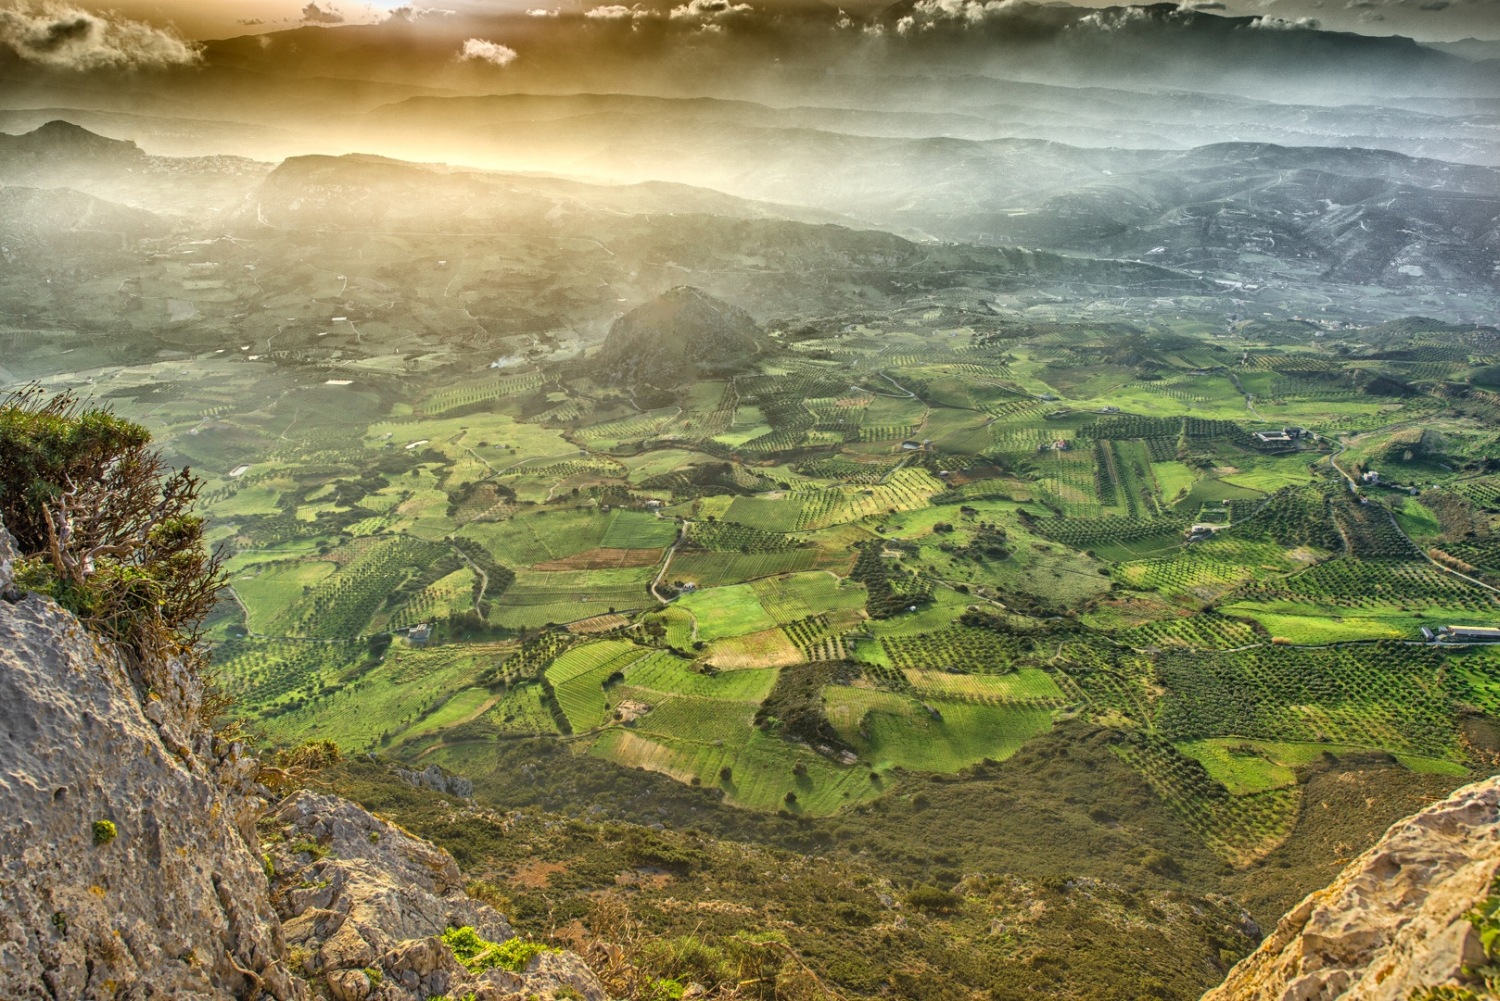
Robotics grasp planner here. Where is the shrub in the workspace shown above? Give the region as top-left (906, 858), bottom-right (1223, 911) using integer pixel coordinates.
top-left (259, 740), bottom-right (344, 794)
top-left (441, 926), bottom-right (555, 973)
top-left (91, 820), bottom-right (117, 846)
top-left (0, 387), bottom-right (225, 689)
top-left (906, 885), bottom-right (960, 914)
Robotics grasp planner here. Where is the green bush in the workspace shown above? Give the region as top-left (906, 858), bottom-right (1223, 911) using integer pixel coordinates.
top-left (906, 885), bottom-right (961, 914)
top-left (441, 926), bottom-right (555, 973)
top-left (91, 820), bottom-right (117, 846)
top-left (0, 387), bottom-right (225, 685)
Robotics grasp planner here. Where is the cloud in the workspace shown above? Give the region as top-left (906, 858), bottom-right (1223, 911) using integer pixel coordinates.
top-left (459, 37), bottom-right (518, 65)
top-left (669, 0), bottom-right (754, 20)
top-left (1250, 13), bottom-right (1322, 26)
top-left (1181, 1), bottom-right (1226, 9)
top-left (0, 3), bottom-right (200, 69)
top-left (525, 7), bottom-right (560, 15)
top-left (384, 6), bottom-right (456, 21)
top-left (1074, 6), bottom-right (1161, 30)
top-left (584, 5), bottom-right (657, 18)
top-left (236, 17), bottom-right (265, 25)
top-left (301, 3), bottom-right (344, 24)
top-left (896, 0), bottom-right (1034, 29)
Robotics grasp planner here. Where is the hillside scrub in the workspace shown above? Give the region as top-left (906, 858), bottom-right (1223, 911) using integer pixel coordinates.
top-left (0, 386), bottom-right (224, 687)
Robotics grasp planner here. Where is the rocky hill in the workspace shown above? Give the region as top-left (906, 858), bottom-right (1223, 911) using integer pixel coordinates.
top-left (0, 120), bottom-right (145, 171)
top-left (1204, 775), bottom-right (1500, 1001)
top-left (593, 286), bottom-right (771, 386)
top-left (0, 519), bottom-right (604, 1001)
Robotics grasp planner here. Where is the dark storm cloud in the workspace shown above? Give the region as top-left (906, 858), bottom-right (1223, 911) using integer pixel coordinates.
top-left (0, 3), bottom-right (200, 68)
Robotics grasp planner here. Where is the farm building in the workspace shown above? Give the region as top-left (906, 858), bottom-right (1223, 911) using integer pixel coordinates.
top-left (1361, 470), bottom-right (1381, 485)
top-left (1437, 625), bottom-right (1500, 642)
top-left (408, 623), bottom-right (431, 644)
top-left (1254, 431), bottom-right (1293, 444)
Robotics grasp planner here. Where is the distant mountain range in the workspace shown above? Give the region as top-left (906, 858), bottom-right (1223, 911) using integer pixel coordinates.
top-left (3, 118), bottom-right (1493, 295)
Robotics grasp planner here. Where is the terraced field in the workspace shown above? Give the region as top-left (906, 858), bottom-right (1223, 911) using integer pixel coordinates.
top-left (177, 315), bottom-right (1500, 856)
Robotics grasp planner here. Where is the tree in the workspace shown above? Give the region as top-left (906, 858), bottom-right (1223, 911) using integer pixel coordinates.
top-left (0, 386), bottom-right (225, 685)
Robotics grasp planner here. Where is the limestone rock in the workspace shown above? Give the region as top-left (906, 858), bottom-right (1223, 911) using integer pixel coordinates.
top-left (268, 790), bottom-right (511, 955)
top-left (1203, 776), bottom-right (1500, 1001)
top-left (0, 517), bottom-right (608, 1001)
top-left (266, 791), bottom-right (609, 999)
top-left (396, 763), bottom-right (474, 799)
top-left (0, 587), bottom-right (304, 999)
top-left (0, 515), bottom-right (17, 598)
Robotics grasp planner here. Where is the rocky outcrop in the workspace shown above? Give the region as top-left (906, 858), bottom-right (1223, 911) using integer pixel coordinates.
top-left (265, 791), bottom-right (606, 1001)
top-left (396, 763), bottom-right (474, 799)
top-left (0, 570), bottom-right (304, 999)
top-left (1204, 777), bottom-right (1500, 1001)
top-left (594, 286), bottom-right (769, 385)
top-left (0, 518), bottom-right (607, 1001)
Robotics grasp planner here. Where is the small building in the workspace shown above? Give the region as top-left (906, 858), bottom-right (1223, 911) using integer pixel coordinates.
top-left (408, 623), bottom-right (431, 644)
top-left (1420, 626), bottom-right (1436, 642)
top-left (1438, 625), bottom-right (1500, 642)
top-left (1052, 439), bottom-right (1071, 452)
top-left (644, 499), bottom-right (663, 510)
top-left (900, 440), bottom-right (924, 451)
top-left (1361, 470), bottom-right (1381, 485)
top-left (1284, 427), bottom-right (1306, 439)
top-left (1254, 431), bottom-right (1293, 444)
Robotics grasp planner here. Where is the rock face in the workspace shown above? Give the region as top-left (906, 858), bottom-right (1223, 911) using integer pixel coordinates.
top-left (1204, 776), bottom-right (1500, 1001)
top-left (594, 286), bottom-right (769, 385)
top-left (0, 519), bottom-right (607, 1001)
top-left (266, 790), bottom-right (606, 1001)
top-left (396, 763), bottom-right (474, 799)
top-left (0, 574), bottom-right (304, 999)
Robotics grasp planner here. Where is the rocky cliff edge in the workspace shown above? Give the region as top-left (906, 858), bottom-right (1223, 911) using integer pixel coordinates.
top-left (0, 520), bottom-right (605, 1001)
top-left (1204, 774), bottom-right (1500, 1001)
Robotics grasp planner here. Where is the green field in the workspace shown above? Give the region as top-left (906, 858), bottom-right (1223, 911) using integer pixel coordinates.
top-left (824, 688), bottom-right (1055, 771)
top-left (67, 303), bottom-right (1494, 854)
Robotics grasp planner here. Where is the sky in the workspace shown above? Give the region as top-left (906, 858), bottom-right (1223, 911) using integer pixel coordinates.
top-left (23, 0), bottom-right (1500, 42)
